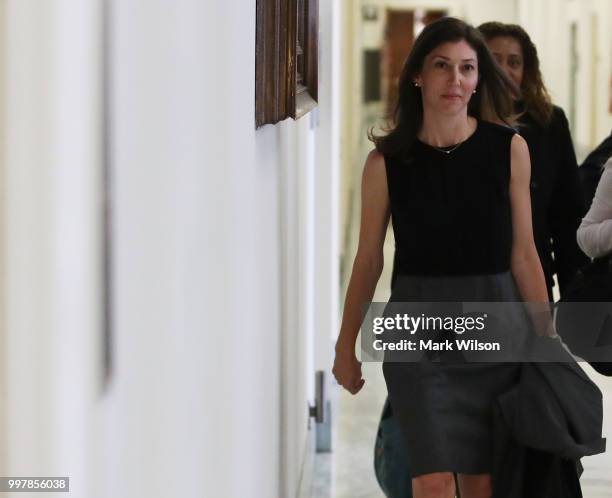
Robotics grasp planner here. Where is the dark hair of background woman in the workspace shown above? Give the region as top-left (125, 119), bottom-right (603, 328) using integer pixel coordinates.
top-left (478, 21), bottom-right (553, 126)
top-left (369, 17), bottom-right (519, 160)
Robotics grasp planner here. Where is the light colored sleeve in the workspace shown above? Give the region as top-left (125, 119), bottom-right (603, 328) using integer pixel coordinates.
top-left (577, 158), bottom-right (612, 258)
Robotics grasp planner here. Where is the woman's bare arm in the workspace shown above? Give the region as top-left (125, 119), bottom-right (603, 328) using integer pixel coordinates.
top-left (335, 150), bottom-right (391, 354)
top-left (508, 134), bottom-right (555, 336)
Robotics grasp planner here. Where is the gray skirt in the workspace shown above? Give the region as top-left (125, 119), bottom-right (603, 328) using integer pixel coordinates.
top-left (381, 272), bottom-right (528, 477)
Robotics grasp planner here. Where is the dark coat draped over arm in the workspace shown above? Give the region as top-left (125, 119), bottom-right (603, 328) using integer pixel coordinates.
top-left (491, 341), bottom-right (606, 497)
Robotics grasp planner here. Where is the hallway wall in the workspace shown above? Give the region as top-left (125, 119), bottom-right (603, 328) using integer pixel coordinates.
top-left (0, 0), bottom-right (6, 475)
top-left (105, 1), bottom-right (283, 495)
top-left (2, 1), bottom-right (103, 494)
top-left (109, 2), bottom-right (341, 494)
top-left (1, 1), bottom-right (340, 497)
top-left (517, 0), bottom-right (612, 152)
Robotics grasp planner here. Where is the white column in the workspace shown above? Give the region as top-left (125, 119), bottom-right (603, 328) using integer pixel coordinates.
top-left (3, 2), bottom-right (102, 496)
top-left (0, 0), bottom-right (7, 474)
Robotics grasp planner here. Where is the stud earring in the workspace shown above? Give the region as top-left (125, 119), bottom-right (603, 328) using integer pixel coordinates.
top-left (414, 81), bottom-right (420, 87)
top-left (473, 90), bottom-right (477, 94)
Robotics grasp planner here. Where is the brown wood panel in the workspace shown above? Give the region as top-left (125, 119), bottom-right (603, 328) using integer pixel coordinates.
top-left (382, 10), bottom-right (447, 116)
top-left (305, 0), bottom-right (318, 101)
top-left (255, 0), bottom-right (318, 127)
top-left (383, 10), bottom-right (414, 116)
top-left (423, 10), bottom-right (446, 26)
top-left (285, 0), bottom-right (297, 118)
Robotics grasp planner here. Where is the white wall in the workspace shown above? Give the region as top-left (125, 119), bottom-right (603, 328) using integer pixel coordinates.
top-left (0, 0), bottom-right (7, 475)
top-left (590, 0), bottom-right (612, 146)
top-left (517, 0), bottom-right (612, 153)
top-left (1, 1), bottom-right (340, 498)
top-left (315, 0), bottom-right (341, 390)
top-left (109, 1), bottom-right (287, 496)
top-left (111, 1), bottom-right (341, 495)
top-left (3, 1), bottom-right (102, 496)
top-left (4, 1), bottom-right (56, 477)
top-left (339, 0), bottom-right (360, 271)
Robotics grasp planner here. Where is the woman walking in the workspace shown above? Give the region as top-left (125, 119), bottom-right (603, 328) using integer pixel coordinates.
top-left (333, 17), bottom-right (554, 498)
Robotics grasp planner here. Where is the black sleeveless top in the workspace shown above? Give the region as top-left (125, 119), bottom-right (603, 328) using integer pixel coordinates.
top-left (384, 120), bottom-right (516, 277)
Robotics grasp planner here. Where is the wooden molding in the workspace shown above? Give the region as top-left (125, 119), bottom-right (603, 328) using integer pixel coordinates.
top-left (304, 0), bottom-right (318, 102)
top-left (255, 0), bottom-right (318, 128)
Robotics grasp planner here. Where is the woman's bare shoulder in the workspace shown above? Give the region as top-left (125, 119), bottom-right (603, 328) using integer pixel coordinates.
top-left (363, 149), bottom-right (386, 177)
top-left (509, 133), bottom-right (531, 180)
top-left (361, 149), bottom-right (389, 197)
top-left (510, 132), bottom-right (529, 153)
top-left (510, 132), bottom-right (530, 161)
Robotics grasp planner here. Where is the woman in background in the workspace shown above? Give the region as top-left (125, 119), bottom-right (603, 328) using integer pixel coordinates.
top-left (576, 76), bottom-right (612, 258)
top-left (577, 156), bottom-right (612, 258)
top-left (479, 22), bottom-right (587, 301)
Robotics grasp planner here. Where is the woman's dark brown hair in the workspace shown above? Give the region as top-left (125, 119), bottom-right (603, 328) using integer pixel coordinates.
top-left (369, 17), bottom-right (518, 159)
top-left (478, 21), bottom-right (553, 126)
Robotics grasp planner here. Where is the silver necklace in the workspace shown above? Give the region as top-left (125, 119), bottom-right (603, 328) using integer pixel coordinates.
top-left (421, 123), bottom-right (476, 154)
top-left (430, 141), bottom-right (464, 154)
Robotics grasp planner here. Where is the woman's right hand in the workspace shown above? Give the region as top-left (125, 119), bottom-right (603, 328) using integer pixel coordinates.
top-left (331, 150), bottom-right (387, 396)
top-left (332, 345), bottom-right (365, 395)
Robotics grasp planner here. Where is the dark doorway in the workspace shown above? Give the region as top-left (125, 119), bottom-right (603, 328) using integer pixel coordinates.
top-left (382, 9), bottom-right (446, 115)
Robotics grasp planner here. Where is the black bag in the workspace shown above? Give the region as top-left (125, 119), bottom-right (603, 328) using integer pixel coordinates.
top-left (374, 398), bottom-right (463, 497)
top-left (555, 254), bottom-right (612, 376)
top-left (374, 399), bottom-right (413, 498)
